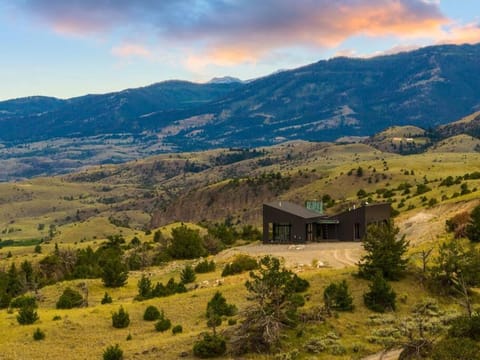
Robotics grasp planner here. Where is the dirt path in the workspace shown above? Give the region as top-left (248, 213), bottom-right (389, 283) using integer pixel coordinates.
top-left (216, 242), bottom-right (364, 269)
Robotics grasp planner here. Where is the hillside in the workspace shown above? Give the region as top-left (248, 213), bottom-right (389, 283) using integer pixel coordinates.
top-left (428, 134), bottom-right (480, 153)
top-left (364, 125), bottom-right (429, 154)
top-left (2, 43), bottom-right (480, 180)
top-left (1, 140), bottom-right (480, 359)
top-left (2, 140), bottom-right (480, 249)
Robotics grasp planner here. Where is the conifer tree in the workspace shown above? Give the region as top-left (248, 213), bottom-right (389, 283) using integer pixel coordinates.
top-left (359, 220), bottom-right (409, 280)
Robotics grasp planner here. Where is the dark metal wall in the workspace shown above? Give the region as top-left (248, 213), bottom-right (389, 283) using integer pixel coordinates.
top-left (263, 203), bottom-right (391, 243)
top-left (332, 203), bottom-right (392, 241)
top-left (263, 204), bottom-right (312, 243)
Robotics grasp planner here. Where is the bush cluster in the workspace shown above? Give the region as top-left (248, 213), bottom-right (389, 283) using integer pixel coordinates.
top-left (112, 306), bottom-right (130, 328)
top-left (136, 275), bottom-right (187, 301)
top-left (323, 280), bottom-right (354, 311)
top-left (17, 305), bottom-right (39, 325)
top-left (221, 255), bottom-right (258, 276)
top-left (143, 305), bottom-right (161, 321)
top-left (194, 260), bottom-right (216, 273)
top-left (154, 311), bottom-right (171, 332)
top-left (56, 287), bottom-right (84, 309)
top-left (193, 333), bottom-right (226, 358)
top-left (103, 344), bottom-right (123, 360)
top-left (33, 328), bottom-right (45, 341)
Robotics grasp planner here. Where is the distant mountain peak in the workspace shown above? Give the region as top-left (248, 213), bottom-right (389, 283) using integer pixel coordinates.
top-left (207, 76), bottom-right (243, 84)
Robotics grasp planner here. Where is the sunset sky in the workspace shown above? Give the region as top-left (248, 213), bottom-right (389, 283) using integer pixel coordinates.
top-left (1, 0), bottom-right (479, 100)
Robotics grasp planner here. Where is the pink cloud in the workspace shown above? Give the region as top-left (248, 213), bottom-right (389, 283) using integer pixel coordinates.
top-left (17, 0), bottom-right (452, 65)
top-left (437, 22), bottom-right (480, 44)
top-left (111, 43), bottom-right (152, 59)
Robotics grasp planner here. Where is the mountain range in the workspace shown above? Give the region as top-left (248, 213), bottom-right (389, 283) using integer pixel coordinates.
top-left (1, 43), bottom-right (480, 180)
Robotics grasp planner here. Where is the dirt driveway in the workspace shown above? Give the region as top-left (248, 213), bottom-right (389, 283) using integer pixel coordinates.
top-left (217, 242), bottom-right (364, 269)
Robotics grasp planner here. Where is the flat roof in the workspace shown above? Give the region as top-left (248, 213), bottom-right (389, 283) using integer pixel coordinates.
top-left (264, 201), bottom-right (323, 219)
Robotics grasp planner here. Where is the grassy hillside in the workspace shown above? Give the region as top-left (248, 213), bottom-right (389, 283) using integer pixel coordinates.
top-left (1, 139), bottom-right (480, 359)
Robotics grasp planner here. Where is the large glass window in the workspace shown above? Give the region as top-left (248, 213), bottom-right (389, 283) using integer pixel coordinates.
top-left (273, 223), bottom-right (291, 242)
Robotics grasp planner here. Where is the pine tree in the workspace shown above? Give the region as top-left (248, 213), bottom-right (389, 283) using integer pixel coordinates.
top-left (359, 220), bottom-right (409, 280)
top-left (466, 205), bottom-right (480, 242)
top-left (363, 272), bottom-right (396, 313)
top-left (180, 265), bottom-right (196, 284)
top-left (323, 280), bottom-right (354, 311)
top-left (101, 257), bottom-right (128, 288)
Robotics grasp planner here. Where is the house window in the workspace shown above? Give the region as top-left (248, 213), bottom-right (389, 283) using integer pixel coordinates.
top-left (273, 223), bottom-right (291, 243)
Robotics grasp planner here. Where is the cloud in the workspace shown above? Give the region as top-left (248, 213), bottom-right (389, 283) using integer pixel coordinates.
top-left (438, 22), bottom-right (480, 44)
top-left (111, 43), bottom-right (152, 59)
top-left (18, 0), bottom-right (449, 64)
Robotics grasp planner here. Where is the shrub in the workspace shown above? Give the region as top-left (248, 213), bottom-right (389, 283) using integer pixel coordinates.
top-left (136, 274), bottom-right (152, 300)
top-left (155, 311), bottom-right (172, 332)
top-left (431, 337), bottom-right (480, 360)
top-left (445, 211), bottom-right (470, 238)
top-left (466, 205), bottom-right (480, 242)
top-left (193, 333), bottom-right (226, 358)
top-left (103, 344), bottom-right (124, 360)
top-left (448, 314), bottom-right (480, 341)
top-left (291, 274), bottom-right (310, 292)
top-left (143, 305), bottom-right (161, 321)
top-left (207, 291), bottom-right (237, 318)
top-left (221, 255), bottom-right (258, 276)
top-left (358, 220), bottom-right (408, 281)
top-left (323, 280), bottom-right (354, 311)
top-left (33, 328), bottom-right (45, 341)
top-left (172, 325), bottom-right (183, 335)
top-left (17, 306), bottom-right (39, 325)
top-left (363, 272), bottom-right (396, 313)
top-left (195, 259), bottom-right (216, 273)
top-left (168, 225), bottom-right (206, 259)
top-left (10, 295), bottom-right (37, 309)
top-left (101, 258), bottom-right (128, 288)
top-left (56, 287), bottom-right (84, 309)
top-left (180, 265), bottom-right (196, 284)
top-left (101, 292), bottom-right (113, 304)
top-left (112, 306), bottom-right (130, 328)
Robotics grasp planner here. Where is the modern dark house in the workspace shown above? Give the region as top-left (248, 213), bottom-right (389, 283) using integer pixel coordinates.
top-left (263, 201), bottom-right (391, 243)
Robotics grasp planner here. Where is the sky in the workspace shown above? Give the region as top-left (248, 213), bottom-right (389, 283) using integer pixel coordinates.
top-left (1, 0), bottom-right (479, 101)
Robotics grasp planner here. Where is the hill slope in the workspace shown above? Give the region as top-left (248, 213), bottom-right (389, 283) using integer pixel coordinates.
top-left (2, 44), bottom-right (480, 179)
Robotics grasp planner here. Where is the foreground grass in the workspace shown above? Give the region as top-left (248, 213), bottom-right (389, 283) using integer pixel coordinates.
top-left (0, 258), bottom-right (466, 360)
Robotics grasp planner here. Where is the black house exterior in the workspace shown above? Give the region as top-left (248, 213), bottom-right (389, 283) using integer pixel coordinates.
top-left (263, 201), bottom-right (391, 243)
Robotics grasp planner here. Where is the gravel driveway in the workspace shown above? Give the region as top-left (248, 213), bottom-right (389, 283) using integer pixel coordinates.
top-left (217, 242), bottom-right (364, 268)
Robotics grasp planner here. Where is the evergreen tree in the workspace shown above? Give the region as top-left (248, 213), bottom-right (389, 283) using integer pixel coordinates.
top-left (112, 306), bottom-right (130, 328)
top-left (6, 263), bottom-right (24, 298)
top-left (168, 225), bottom-right (206, 259)
top-left (323, 280), bottom-right (354, 311)
top-left (363, 272), bottom-right (397, 313)
top-left (206, 291), bottom-right (237, 318)
top-left (136, 274), bottom-right (152, 300)
top-left (101, 257), bottom-right (128, 288)
top-left (359, 220), bottom-right (409, 280)
top-left (465, 205), bottom-right (480, 242)
top-left (17, 305), bottom-right (39, 325)
top-left (230, 256), bottom-right (308, 354)
top-left (180, 265), bottom-right (196, 284)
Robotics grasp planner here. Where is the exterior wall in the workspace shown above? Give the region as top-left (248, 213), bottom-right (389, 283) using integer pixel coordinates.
top-left (332, 203), bottom-right (391, 241)
top-left (263, 203), bottom-right (391, 243)
top-left (263, 204), bottom-right (313, 243)
top-left (332, 206), bottom-right (366, 242)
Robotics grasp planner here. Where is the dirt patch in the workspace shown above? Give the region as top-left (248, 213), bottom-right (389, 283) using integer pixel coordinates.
top-left (216, 242), bottom-right (364, 269)
top-left (397, 199), bottom-right (480, 245)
